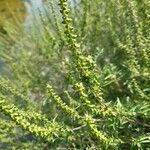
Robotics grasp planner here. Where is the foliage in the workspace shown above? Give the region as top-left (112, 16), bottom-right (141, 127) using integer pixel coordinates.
top-left (0, 0), bottom-right (150, 149)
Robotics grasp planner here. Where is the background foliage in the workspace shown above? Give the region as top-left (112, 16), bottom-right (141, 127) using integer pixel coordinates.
top-left (0, 0), bottom-right (150, 149)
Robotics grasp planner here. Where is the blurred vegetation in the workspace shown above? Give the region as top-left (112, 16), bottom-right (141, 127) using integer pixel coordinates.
top-left (0, 0), bottom-right (150, 149)
top-left (0, 0), bottom-right (26, 34)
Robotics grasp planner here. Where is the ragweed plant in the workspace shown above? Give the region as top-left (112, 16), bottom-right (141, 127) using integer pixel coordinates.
top-left (0, 0), bottom-right (150, 149)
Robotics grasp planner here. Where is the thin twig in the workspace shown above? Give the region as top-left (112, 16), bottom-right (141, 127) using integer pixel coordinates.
top-left (72, 125), bottom-right (86, 131)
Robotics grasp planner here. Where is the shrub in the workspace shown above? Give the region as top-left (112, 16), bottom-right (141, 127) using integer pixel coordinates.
top-left (0, 0), bottom-right (150, 149)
